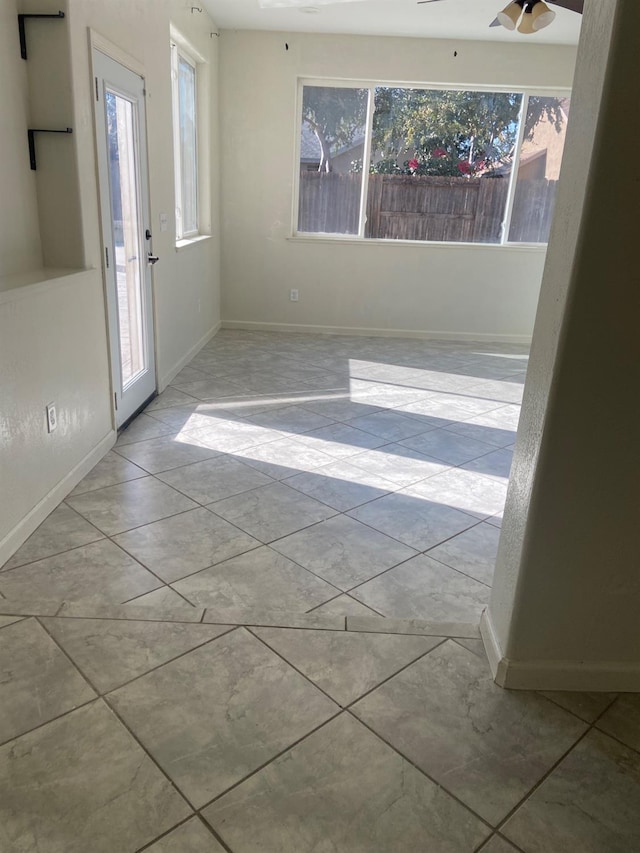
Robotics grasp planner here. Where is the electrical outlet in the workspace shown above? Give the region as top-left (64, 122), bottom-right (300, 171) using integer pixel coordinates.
top-left (159, 212), bottom-right (169, 232)
top-left (290, 289), bottom-right (299, 302)
top-left (46, 403), bottom-right (57, 433)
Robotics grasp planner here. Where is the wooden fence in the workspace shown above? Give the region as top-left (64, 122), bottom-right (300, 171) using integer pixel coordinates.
top-left (298, 172), bottom-right (558, 243)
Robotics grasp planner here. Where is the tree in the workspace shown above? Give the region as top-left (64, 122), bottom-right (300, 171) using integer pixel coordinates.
top-left (302, 86), bottom-right (367, 173)
top-left (370, 87), bottom-right (523, 177)
top-left (524, 96), bottom-right (567, 140)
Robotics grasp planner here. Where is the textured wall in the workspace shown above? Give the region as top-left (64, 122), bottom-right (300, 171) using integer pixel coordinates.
top-left (219, 30), bottom-right (577, 341)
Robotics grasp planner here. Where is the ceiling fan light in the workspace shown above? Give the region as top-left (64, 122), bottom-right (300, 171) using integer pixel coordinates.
top-left (497, 1), bottom-right (525, 30)
top-left (517, 7), bottom-right (536, 33)
top-left (530, 1), bottom-right (556, 30)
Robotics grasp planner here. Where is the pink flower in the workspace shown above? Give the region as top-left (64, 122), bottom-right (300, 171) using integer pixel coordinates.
top-left (432, 147), bottom-right (447, 158)
top-left (457, 160), bottom-right (472, 175)
top-left (475, 159), bottom-right (488, 171)
top-left (408, 158), bottom-right (420, 172)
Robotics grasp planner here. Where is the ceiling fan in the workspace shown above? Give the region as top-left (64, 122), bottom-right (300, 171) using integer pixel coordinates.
top-left (258, 0), bottom-right (584, 34)
top-left (418, 0), bottom-right (584, 33)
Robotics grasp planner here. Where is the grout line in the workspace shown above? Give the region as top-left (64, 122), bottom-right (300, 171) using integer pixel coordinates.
top-left (66, 472), bottom-right (149, 499)
top-left (195, 709), bottom-right (344, 815)
top-left (343, 496), bottom-right (482, 551)
top-left (110, 445), bottom-right (220, 476)
top-left (421, 549), bottom-right (495, 589)
top-left (66, 500), bottom-right (203, 538)
top-left (249, 624), bottom-right (450, 713)
top-left (120, 584), bottom-right (197, 608)
top-left (0, 532), bottom-right (107, 575)
top-left (193, 814), bottom-right (235, 853)
top-left (0, 694), bottom-right (100, 751)
top-left (0, 616), bottom-right (26, 629)
top-left (345, 700), bottom-right (495, 835)
top-left (488, 695), bottom-right (627, 840)
top-left (303, 592), bottom-right (344, 614)
top-left (246, 627), bottom-right (344, 708)
top-left (333, 517), bottom-right (489, 604)
top-left (304, 591), bottom-right (385, 619)
top-left (98, 626), bottom-right (240, 698)
top-left (342, 638), bottom-right (450, 711)
top-left (152, 465), bottom-right (280, 507)
top-left (161, 535), bottom-right (346, 604)
top-left (36, 616), bottom-right (103, 696)
top-left (342, 593), bottom-right (387, 618)
top-left (537, 691), bottom-right (619, 726)
top-left (473, 818), bottom-right (532, 852)
top-left (587, 723), bottom-right (640, 759)
top-left (102, 694), bottom-right (201, 812)
top-left (133, 815), bottom-right (195, 852)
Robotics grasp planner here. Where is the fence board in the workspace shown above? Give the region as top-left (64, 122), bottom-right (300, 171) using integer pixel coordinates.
top-left (298, 172), bottom-right (361, 234)
top-left (299, 171), bottom-right (558, 243)
top-left (509, 179), bottom-right (558, 243)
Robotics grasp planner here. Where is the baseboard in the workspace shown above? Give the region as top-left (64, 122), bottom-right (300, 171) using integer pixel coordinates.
top-left (480, 609), bottom-right (505, 681)
top-left (158, 321), bottom-right (222, 392)
top-left (220, 320), bottom-right (532, 346)
top-left (481, 610), bottom-right (640, 692)
top-left (0, 430), bottom-right (116, 567)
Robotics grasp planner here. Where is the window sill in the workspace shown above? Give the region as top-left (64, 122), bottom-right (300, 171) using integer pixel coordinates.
top-left (175, 234), bottom-right (211, 251)
top-left (287, 235), bottom-right (548, 251)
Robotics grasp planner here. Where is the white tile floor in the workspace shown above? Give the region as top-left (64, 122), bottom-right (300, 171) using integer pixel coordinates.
top-left (1, 331), bottom-right (638, 851)
top-left (2, 329), bottom-right (523, 620)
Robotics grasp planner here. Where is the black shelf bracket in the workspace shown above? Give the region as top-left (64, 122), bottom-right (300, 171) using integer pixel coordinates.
top-left (28, 127), bottom-right (73, 171)
top-left (18, 11), bottom-right (65, 60)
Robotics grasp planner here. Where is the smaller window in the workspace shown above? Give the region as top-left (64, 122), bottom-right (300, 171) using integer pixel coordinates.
top-left (171, 44), bottom-right (198, 239)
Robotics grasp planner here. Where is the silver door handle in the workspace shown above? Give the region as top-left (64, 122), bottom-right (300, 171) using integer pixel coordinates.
top-left (147, 253), bottom-right (159, 265)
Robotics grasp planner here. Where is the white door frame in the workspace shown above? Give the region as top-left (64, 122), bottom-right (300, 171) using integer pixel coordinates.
top-left (93, 48), bottom-right (157, 428)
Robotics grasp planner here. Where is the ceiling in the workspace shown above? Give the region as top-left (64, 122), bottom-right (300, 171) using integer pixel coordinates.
top-left (202, 0), bottom-right (582, 45)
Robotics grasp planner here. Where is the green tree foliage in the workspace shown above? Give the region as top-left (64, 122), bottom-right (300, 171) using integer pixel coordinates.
top-left (370, 87), bottom-right (523, 177)
top-left (525, 95), bottom-right (566, 140)
top-left (302, 86), bottom-right (368, 172)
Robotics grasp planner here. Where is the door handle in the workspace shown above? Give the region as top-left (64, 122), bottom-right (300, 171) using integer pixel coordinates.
top-left (147, 253), bottom-right (159, 265)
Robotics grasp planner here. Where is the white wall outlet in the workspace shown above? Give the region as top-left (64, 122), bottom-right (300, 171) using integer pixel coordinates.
top-left (159, 212), bottom-right (169, 232)
top-left (290, 289), bottom-right (299, 302)
top-left (46, 403), bottom-right (57, 433)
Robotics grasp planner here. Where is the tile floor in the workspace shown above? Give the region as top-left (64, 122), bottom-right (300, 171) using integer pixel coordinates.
top-left (2, 329), bottom-right (521, 621)
top-left (2, 330), bottom-right (638, 851)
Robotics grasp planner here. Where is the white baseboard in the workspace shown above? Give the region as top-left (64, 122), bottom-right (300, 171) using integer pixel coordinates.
top-left (158, 321), bottom-right (222, 392)
top-left (0, 431), bottom-right (116, 567)
top-left (481, 610), bottom-right (640, 692)
top-left (221, 320), bottom-right (532, 346)
top-left (480, 609), bottom-right (505, 680)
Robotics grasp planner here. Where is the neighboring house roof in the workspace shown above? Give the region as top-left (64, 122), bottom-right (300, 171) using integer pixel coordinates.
top-left (300, 121), bottom-right (365, 164)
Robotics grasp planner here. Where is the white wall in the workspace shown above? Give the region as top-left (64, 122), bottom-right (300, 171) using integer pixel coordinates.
top-left (0, 0), bottom-right (221, 561)
top-left (68, 0), bottom-right (222, 387)
top-left (483, 0), bottom-right (640, 691)
top-left (0, 272), bottom-right (113, 559)
top-left (0, 0), bottom-right (43, 276)
top-left (219, 31), bottom-right (577, 341)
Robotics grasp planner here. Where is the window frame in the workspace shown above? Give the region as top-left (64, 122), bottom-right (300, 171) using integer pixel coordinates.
top-left (171, 42), bottom-right (199, 241)
top-left (293, 78), bottom-right (571, 248)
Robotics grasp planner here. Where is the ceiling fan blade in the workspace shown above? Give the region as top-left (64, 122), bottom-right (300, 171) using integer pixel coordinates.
top-left (549, 0), bottom-right (584, 12)
top-left (489, 16), bottom-right (501, 26)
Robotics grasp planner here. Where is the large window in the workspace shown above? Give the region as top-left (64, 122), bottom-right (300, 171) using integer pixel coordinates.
top-left (171, 43), bottom-right (198, 240)
top-left (297, 83), bottom-right (570, 245)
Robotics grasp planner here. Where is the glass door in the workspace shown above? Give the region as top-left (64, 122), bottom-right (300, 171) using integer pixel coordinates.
top-left (93, 50), bottom-right (157, 427)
